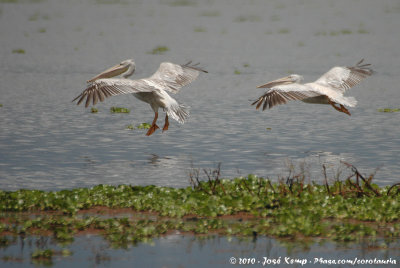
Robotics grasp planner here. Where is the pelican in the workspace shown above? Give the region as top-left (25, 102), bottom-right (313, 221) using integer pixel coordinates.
top-left (252, 59), bottom-right (373, 116)
top-left (73, 59), bottom-right (207, 136)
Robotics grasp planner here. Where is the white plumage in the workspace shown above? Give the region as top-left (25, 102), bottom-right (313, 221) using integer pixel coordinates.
top-left (252, 59), bottom-right (373, 115)
top-left (73, 59), bottom-right (207, 136)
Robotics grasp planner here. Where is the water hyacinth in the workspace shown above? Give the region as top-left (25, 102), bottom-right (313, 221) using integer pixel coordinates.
top-left (110, 107), bottom-right (130, 113)
top-left (0, 169), bottom-right (399, 249)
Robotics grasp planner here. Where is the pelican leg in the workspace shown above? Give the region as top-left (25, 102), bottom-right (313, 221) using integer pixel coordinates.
top-left (146, 111), bottom-right (160, 136)
top-left (328, 100), bottom-right (351, 116)
top-left (162, 114), bottom-right (169, 132)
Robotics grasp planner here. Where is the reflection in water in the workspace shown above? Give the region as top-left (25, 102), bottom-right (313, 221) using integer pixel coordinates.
top-left (0, 234), bottom-right (398, 268)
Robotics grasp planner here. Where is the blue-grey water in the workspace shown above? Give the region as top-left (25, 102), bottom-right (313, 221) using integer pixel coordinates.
top-left (0, 0), bottom-right (400, 267)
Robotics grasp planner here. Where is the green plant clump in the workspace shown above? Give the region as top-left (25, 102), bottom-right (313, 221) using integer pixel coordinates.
top-left (136, 123), bottom-right (151, 129)
top-left (0, 167), bottom-right (399, 249)
top-left (110, 107), bottom-right (130, 113)
top-left (147, 46), bottom-right (169, 55)
top-left (378, 108), bottom-right (400, 113)
top-left (12, 49), bottom-right (25, 54)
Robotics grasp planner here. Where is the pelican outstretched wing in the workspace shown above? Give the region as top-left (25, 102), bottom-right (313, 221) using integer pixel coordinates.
top-left (252, 84), bottom-right (321, 110)
top-left (72, 78), bottom-right (155, 108)
top-left (149, 61), bottom-right (208, 94)
top-left (314, 59), bottom-right (373, 93)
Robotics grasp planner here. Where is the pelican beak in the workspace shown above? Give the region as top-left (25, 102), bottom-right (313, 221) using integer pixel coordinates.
top-left (257, 75), bottom-right (294, 88)
top-left (87, 63), bottom-right (129, 83)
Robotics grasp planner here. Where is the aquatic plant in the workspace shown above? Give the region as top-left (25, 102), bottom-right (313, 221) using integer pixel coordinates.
top-left (234, 15), bottom-right (261, 23)
top-left (199, 10), bottom-right (220, 17)
top-left (126, 123), bottom-right (151, 130)
top-left (194, 27), bottom-right (206, 32)
top-left (12, 49), bottom-right (25, 54)
top-left (147, 46), bottom-right (169, 55)
top-left (378, 108), bottom-right (400, 113)
top-left (91, 107), bottom-right (98, 113)
top-left (31, 249), bottom-right (53, 259)
top-left (278, 28), bottom-right (290, 34)
top-left (0, 164), bottom-right (399, 250)
top-left (136, 123), bottom-right (151, 129)
top-left (110, 107), bottom-right (130, 113)
top-left (163, 0), bottom-right (195, 7)
top-left (95, 0), bottom-right (127, 4)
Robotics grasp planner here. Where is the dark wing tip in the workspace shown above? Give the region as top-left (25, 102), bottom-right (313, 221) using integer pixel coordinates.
top-left (182, 61), bottom-right (208, 73)
top-left (352, 59), bottom-right (374, 76)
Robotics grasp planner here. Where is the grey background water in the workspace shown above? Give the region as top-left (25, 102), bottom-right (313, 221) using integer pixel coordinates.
top-left (1, 0), bottom-right (400, 190)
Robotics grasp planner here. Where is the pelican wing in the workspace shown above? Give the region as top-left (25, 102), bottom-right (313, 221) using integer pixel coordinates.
top-left (252, 84), bottom-right (321, 110)
top-left (314, 59), bottom-right (373, 93)
top-left (149, 61), bottom-right (207, 94)
top-left (72, 78), bottom-right (156, 108)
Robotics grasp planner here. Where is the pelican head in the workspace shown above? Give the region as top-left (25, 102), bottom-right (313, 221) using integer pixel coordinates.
top-left (257, 74), bottom-right (304, 88)
top-left (286, 74), bottom-right (303, 83)
top-left (87, 59), bottom-right (136, 83)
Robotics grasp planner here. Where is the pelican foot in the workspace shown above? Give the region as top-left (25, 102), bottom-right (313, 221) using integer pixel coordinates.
top-left (146, 124), bottom-right (160, 136)
top-left (339, 105), bottom-right (351, 116)
top-left (162, 123), bottom-right (169, 132)
top-left (329, 100), bottom-right (351, 116)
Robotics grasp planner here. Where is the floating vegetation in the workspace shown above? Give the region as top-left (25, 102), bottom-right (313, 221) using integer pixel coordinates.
top-left (163, 0), bottom-right (195, 7)
top-left (278, 28), bottom-right (290, 34)
top-left (90, 107), bottom-right (98, 113)
top-left (95, 0), bottom-right (128, 4)
top-left (31, 249), bottom-right (53, 260)
top-left (314, 28), bottom-right (368, 37)
top-left (0, 104), bottom-right (2, 107)
top-left (378, 108), bottom-right (400, 113)
top-left (31, 249), bottom-right (53, 266)
top-left (126, 123), bottom-right (150, 130)
top-left (110, 107), bottom-right (130, 113)
top-left (136, 122), bottom-right (151, 129)
top-left (194, 27), bottom-right (206, 32)
top-left (147, 46), bottom-right (169, 55)
top-left (234, 15), bottom-right (261, 23)
top-left (0, 0), bottom-right (44, 3)
top-left (0, 164), bottom-right (399, 249)
top-left (12, 49), bottom-right (25, 54)
top-left (38, 28), bottom-right (46, 33)
top-left (234, 64), bottom-right (249, 75)
top-left (28, 12), bottom-right (49, 21)
top-left (199, 10), bottom-right (220, 17)
top-left (339, 29), bottom-right (352, 35)
top-left (357, 28), bottom-right (369, 34)
top-left (270, 14), bottom-right (280, 22)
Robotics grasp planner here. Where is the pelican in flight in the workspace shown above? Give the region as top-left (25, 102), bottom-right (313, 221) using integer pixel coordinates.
top-left (252, 59), bottom-right (373, 116)
top-left (73, 59), bottom-right (207, 136)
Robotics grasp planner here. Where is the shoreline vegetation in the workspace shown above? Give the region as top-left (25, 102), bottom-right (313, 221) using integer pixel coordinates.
top-left (0, 164), bottom-right (399, 252)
